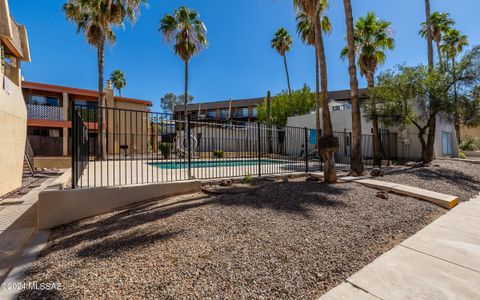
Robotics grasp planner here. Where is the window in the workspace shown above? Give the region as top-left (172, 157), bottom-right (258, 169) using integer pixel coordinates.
top-left (220, 109), bottom-right (229, 119)
top-left (74, 100), bottom-right (97, 108)
top-left (252, 107), bottom-right (258, 117)
top-left (207, 110), bottom-right (217, 118)
top-left (28, 95), bottom-right (60, 106)
top-left (235, 108), bottom-right (248, 118)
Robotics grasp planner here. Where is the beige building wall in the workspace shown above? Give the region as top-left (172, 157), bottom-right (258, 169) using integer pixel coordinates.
top-left (0, 73), bottom-right (27, 196)
top-left (105, 89), bottom-right (150, 156)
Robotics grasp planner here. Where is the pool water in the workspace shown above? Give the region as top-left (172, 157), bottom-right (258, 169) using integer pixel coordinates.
top-left (149, 159), bottom-right (287, 169)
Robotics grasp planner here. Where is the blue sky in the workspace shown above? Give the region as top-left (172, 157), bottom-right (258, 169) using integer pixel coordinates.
top-left (10, 0), bottom-right (480, 111)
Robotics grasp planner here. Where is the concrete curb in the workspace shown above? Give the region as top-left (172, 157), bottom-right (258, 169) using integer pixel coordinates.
top-left (354, 179), bottom-right (458, 209)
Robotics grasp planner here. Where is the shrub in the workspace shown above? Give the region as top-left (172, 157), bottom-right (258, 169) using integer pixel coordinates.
top-left (243, 173), bottom-right (253, 184)
top-left (159, 142), bottom-right (173, 159)
top-left (213, 150), bottom-right (224, 159)
top-left (459, 137), bottom-right (477, 151)
top-left (459, 152), bottom-right (467, 159)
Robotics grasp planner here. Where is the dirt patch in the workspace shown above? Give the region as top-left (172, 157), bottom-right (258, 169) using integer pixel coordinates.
top-left (19, 180), bottom-right (444, 299)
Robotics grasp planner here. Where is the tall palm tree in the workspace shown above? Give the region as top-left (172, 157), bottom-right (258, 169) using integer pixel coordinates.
top-left (442, 28), bottom-right (469, 143)
top-left (110, 69), bottom-right (127, 97)
top-left (420, 12), bottom-right (455, 69)
top-left (293, 0), bottom-right (337, 183)
top-left (341, 12), bottom-right (394, 166)
top-left (64, 0), bottom-right (146, 159)
top-left (271, 28), bottom-right (294, 116)
top-left (342, 0), bottom-right (363, 175)
top-left (159, 6), bottom-right (207, 121)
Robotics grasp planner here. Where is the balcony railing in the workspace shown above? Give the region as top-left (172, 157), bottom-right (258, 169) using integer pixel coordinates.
top-left (27, 104), bottom-right (64, 120)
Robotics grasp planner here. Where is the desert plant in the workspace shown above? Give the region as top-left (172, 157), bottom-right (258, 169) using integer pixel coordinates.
top-left (243, 173), bottom-right (253, 184)
top-left (459, 152), bottom-right (467, 159)
top-left (213, 150), bottom-right (224, 159)
top-left (159, 142), bottom-right (173, 159)
top-left (459, 137), bottom-right (477, 151)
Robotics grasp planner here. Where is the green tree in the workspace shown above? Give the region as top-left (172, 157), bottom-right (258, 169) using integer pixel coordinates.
top-left (420, 12), bottom-right (455, 69)
top-left (160, 93), bottom-right (194, 113)
top-left (271, 28), bottom-right (294, 116)
top-left (294, 0), bottom-right (337, 183)
top-left (160, 6), bottom-right (207, 120)
top-left (64, 0), bottom-right (146, 159)
top-left (372, 65), bottom-right (453, 163)
top-left (257, 85), bottom-right (316, 126)
top-left (442, 28), bottom-right (469, 142)
top-left (341, 12), bottom-right (394, 165)
top-left (109, 69), bottom-right (126, 97)
top-left (341, 0), bottom-right (363, 175)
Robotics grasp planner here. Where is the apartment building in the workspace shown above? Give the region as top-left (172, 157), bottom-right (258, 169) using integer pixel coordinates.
top-left (173, 89), bottom-right (368, 122)
top-left (23, 81), bottom-right (152, 161)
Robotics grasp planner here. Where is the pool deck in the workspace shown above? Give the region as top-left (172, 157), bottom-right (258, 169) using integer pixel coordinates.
top-left (77, 158), bottom-right (322, 188)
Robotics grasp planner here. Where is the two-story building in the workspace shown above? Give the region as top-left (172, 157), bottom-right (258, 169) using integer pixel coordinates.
top-left (173, 89), bottom-right (368, 122)
top-left (22, 81), bottom-right (152, 168)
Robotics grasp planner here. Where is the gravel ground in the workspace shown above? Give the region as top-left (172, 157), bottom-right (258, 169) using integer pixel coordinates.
top-left (19, 180), bottom-right (444, 299)
top-left (381, 159), bottom-right (480, 202)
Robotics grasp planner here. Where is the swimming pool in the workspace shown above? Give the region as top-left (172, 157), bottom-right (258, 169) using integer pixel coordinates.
top-left (149, 159), bottom-right (287, 169)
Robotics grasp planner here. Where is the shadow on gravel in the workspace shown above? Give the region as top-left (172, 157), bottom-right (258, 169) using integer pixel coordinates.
top-left (34, 181), bottom-right (348, 261)
top-left (76, 230), bottom-right (181, 258)
top-left (403, 167), bottom-right (480, 192)
top-left (212, 181), bottom-right (349, 217)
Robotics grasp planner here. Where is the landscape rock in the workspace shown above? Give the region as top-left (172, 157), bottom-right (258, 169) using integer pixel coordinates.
top-left (370, 168), bottom-right (384, 177)
top-left (220, 179), bottom-right (233, 186)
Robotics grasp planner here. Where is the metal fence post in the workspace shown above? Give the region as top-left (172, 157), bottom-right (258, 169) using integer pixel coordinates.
top-left (305, 127), bottom-right (309, 173)
top-left (71, 105), bottom-right (76, 189)
top-left (257, 122), bottom-right (261, 177)
top-left (187, 115), bottom-right (192, 179)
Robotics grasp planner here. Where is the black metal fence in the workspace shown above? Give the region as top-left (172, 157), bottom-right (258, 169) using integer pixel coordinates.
top-left (71, 106), bottom-right (398, 188)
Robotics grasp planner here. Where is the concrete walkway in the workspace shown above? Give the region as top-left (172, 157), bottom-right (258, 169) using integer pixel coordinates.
top-left (320, 192), bottom-right (480, 300)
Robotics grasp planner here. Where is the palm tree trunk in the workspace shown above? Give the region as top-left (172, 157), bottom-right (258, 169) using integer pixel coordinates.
top-left (119, 89), bottom-right (122, 98)
top-left (184, 60), bottom-right (189, 121)
top-left (425, 0), bottom-right (434, 68)
top-left (436, 40), bottom-right (443, 70)
top-left (343, 0), bottom-right (364, 176)
top-left (283, 54), bottom-right (293, 116)
top-left (452, 57), bottom-right (461, 144)
top-left (97, 40), bottom-right (106, 160)
top-left (424, 0), bottom-right (436, 163)
top-left (367, 73), bottom-right (382, 167)
top-left (315, 15), bottom-right (336, 183)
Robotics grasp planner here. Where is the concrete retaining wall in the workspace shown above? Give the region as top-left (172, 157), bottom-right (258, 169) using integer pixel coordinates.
top-left (38, 180), bottom-right (202, 229)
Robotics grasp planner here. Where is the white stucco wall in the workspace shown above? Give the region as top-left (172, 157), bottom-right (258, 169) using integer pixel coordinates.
top-left (286, 108), bottom-right (459, 160)
top-left (0, 74), bottom-right (27, 196)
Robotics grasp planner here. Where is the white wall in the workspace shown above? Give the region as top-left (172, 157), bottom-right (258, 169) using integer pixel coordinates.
top-left (286, 108), bottom-right (459, 160)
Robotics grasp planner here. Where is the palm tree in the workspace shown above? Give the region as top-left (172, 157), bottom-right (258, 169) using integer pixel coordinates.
top-left (341, 12), bottom-right (394, 166)
top-left (64, 0), bottom-right (146, 159)
top-left (110, 69), bottom-right (126, 97)
top-left (420, 12), bottom-right (455, 69)
top-left (442, 28), bottom-right (469, 143)
top-left (341, 0), bottom-right (363, 175)
top-left (271, 28), bottom-right (294, 116)
top-left (293, 0), bottom-right (337, 183)
top-left (159, 6), bottom-right (207, 121)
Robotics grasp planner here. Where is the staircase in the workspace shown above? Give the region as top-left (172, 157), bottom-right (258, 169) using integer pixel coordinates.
top-left (24, 138), bottom-right (35, 176)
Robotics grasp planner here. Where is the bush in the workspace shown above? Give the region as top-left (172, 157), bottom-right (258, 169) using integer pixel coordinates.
top-left (459, 137), bottom-right (477, 151)
top-left (459, 152), bottom-right (467, 159)
top-left (243, 173), bottom-right (253, 184)
top-left (159, 142), bottom-right (173, 159)
top-left (213, 150), bottom-right (224, 159)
